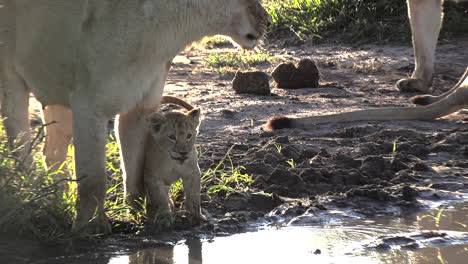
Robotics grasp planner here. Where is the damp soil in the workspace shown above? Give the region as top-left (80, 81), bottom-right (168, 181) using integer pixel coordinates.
top-left (3, 38), bottom-right (468, 263)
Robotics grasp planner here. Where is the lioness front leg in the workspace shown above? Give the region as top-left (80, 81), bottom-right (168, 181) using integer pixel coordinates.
top-left (70, 101), bottom-right (111, 234)
top-left (397, 0), bottom-right (443, 93)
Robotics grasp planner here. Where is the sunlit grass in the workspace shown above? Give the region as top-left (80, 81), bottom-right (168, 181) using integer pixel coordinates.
top-left (0, 123), bottom-right (73, 240)
top-left (263, 0), bottom-right (468, 43)
top-left (201, 145), bottom-right (253, 198)
top-left (204, 51), bottom-right (277, 75)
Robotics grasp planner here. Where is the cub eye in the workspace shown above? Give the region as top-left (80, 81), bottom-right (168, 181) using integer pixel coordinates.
top-left (168, 135), bottom-right (176, 141)
top-left (187, 134), bottom-right (192, 140)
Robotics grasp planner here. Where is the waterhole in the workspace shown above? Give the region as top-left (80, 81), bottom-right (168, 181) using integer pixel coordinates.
top-left (106, 201), bottom-right (467, 264)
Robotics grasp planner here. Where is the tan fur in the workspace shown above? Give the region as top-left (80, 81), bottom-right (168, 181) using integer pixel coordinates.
top-left (144, 107), bottom-right (203, 228)
top-left (0, 0), bottom-right (268, 233)
top-left (396, 0), bottom-right (467, 94)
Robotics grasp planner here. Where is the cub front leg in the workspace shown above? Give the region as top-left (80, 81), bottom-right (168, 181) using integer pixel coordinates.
top-left (70, 100), bottom-right (111, 234)
top-left (397, 0), bottom-right (443, 93)
top-left (182, 163), bottom-right (204, 223)
top-left (144, 178), bottom-right (174, 229)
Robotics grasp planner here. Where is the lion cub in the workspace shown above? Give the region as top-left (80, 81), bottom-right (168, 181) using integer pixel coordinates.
top-left (144, 96), bottom-right (203, 228)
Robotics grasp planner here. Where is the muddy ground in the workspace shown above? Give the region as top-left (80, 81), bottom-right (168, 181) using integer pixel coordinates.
top-left (153, 38), bottom-right (468, 235)
top-left (5, 38), bottom-right (468, 262)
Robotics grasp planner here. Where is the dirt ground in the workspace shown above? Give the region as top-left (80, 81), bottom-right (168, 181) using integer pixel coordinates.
top-left (157, 37), bottom-right (468, 236)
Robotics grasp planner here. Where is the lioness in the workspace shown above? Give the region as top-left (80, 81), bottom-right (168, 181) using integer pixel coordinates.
top-left (397, 0), bottom-right (467, 100)
top-left (144, 96), bottom-right (203, 228)
top-left (0, 0), bottom-right (269, 233)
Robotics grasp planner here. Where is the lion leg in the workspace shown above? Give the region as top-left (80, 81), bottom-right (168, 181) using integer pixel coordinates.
top-left (144, 178), bottom-right (173, 228)
top-left (115, 106), bottom-right (152, 210)
top-left (397, 0), bottom-right (443, 93)
top-left (411, 68), bottom-right (468, 105)
top-left (117, 61), bottom-right (171, 210)
top-left (0, 71), bottom-right (31, 157)
top-left (70, 101), bottom-right (110, 234)
top-left (182, 163), bottom-right (204, 223)
top-left (43, 105), bottom-right (73, 185)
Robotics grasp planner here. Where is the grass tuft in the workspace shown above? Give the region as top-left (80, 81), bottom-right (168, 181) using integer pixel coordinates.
top-left (264, 0), bottom-right (468, 43)
top-left (204, 51), bottom-right (277, 75)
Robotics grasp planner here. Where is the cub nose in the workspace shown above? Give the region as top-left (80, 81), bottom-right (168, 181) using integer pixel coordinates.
top-left (179, 152), bottom-right (188, 160)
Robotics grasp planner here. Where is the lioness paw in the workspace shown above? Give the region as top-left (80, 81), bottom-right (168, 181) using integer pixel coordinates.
top-left (396, 78), bottom-right (431, 93)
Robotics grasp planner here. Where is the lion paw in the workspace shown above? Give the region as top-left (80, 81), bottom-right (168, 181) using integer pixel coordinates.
top-left (72, 214), bottom-right (111, 235)
top-left (148, 210), bottom-right (174, 231)
top-left (396, 78), bottom-right (431, 93)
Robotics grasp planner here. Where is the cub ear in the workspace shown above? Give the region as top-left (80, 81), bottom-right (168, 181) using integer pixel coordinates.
top-left (188, 108), bottom-right (201, 127)
top-left (147, 112), bottom-right (166, 133)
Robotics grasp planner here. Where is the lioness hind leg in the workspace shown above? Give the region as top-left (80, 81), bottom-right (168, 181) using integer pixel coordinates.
top-left (43, 105), bottom-right (73, 184)
top-left (0, 72), bottom-right (31, 155)
top-left (411, 68), bottom-right (468, 105)
top-left (397, 0), bottom-right (443, 93)
top-left (115, 107), bottom-right (152, 210)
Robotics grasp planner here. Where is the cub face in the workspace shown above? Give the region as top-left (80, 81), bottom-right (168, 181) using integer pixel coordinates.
top-left (147, 109), bottom-right (201, 164)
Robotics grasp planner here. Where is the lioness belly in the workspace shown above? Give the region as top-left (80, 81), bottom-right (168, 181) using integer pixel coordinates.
top-left (13, 0), bottom-right (82, 106)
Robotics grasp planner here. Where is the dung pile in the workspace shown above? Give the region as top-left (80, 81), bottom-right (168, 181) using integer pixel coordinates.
top-left (271, 58), bottom-right (320, 89)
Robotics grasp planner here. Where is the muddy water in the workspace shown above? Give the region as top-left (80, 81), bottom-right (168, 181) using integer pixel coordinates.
top-left (102, 201), bottom-right (468, 264)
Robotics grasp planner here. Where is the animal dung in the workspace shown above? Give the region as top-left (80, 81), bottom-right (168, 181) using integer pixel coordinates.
top-left (271, 58), bottom-right (320, 89)
top-left (232, 71), bottom-right (271, 95)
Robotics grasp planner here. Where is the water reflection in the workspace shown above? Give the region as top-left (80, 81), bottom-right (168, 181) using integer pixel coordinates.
top-left (109, 202), bottom-right (468, 264)
top-left (115, 239), bottom-right (202, 264)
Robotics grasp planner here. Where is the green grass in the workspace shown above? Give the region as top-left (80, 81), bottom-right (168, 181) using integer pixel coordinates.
top-left (264, 0), bottom-right (468, 43)
top-left (204, 51), bottom-right (277, 75)
top-left (0, 124), bottom-right (73, 240)
top-left (201, 145), bottom-right (253, 198)
top-left (0, 123), bottom-right (253, 239)
top-left (202, 36), bottom-right (233, 48)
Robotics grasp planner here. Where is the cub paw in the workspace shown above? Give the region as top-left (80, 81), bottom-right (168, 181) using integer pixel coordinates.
top-left (147, 210), bottom-right (174, 231)
top-left (172, 210), bottom-right (206, 229)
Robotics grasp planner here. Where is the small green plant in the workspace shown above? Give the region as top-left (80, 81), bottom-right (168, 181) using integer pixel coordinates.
top-left (286, 159), bottom-right (297, 168)
top-left (201, 145), bottom-right (253, 197)
top-left (391, 139), bottom-right (398, 160)
top-left (273, 143), bottom-right (283, 153)
top-left (169, 179), bottom-right (184, 203)
top-left (418, 205), bottom-right (447, 230)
